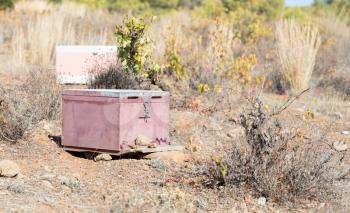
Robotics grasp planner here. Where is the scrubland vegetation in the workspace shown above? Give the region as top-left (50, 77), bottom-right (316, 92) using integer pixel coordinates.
top-left (0, 0), bottom-right (350, 211)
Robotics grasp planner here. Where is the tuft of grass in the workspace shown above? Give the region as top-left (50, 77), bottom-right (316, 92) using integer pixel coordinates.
top-left (0, 68), bottom-right (61, 141)
top-left (10, 1), bottom-right (111, 68)
top-left (275, 19), bottom-right (321, 92)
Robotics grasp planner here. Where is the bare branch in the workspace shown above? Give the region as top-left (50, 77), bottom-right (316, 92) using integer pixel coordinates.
top-left (270, 88), bottom-right (310, 117)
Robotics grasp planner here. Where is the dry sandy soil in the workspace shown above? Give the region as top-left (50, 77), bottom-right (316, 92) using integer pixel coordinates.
top-left (0, 94), bottom-right (349, 212)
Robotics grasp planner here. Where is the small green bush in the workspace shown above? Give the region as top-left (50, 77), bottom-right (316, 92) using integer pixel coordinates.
top-left (48, 0), bottom-right (62, 4)
top-left (166, 37), bottom-right (186, 80)
top-left (0, 0), bottom-right (13, 10)
top-left (314, 0), bottom-right (350, 24)
top-left (115, 16), bottom-right (162, 84)
top-left (115, 16), bottom-right (150, 76)
top-left (107, 0), bottom-right (149, 11)
top-left (193, 0), bottom-right (226, 17)
top-left (222, 0), bottom-right (284, 20)
top-left (147, 0), bottom-right (179, 9)
top-left (283, 7), bottom-right (310, 22)
top-left (71, 0), bottom-right (106, 8)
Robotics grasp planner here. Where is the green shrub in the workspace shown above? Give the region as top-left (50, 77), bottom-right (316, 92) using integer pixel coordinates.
top-left (314, 0), bottom-right (350, 23)
top-left (146, 0), bottom-right (179, 9)
top-left (0, 0), bottom-right (13, 10)
top-left (115, 16), bottom-right (150, 76)
top-left (166, 37), bottom-right (186, 80)
top-left (48, 0), bottom-right (62, 4)
top-left (115, 16), bottom-right (162, 84)
top-left (193, 1), bottom-right (272, 43)
top-left (283, 7), bottom-right (310, 22)
top-left (229, 8), bottom-right (271, 44)
top-left (193, 0), bottom-right (226, 17)
top-left (178, 0), bottom-right (201, 9)
top-left (70, 0), bottom-right (106, 8)
top-left (107, 0), bottom-right (149, 11)
top-left (222, 0), bottom-right (284, 20)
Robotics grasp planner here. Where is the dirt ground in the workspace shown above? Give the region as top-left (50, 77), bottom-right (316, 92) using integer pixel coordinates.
top-left (0, 94), bottom-right (349, 212)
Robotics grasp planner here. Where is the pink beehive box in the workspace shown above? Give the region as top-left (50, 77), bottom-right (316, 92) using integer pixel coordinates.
top-left (56, 45), bottom-right (116, 84)
top-left (62, 89), bottom-right (173, 154)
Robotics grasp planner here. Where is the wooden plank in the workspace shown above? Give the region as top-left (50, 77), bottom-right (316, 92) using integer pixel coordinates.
top-left (63, 145), bottom-right (185, 157)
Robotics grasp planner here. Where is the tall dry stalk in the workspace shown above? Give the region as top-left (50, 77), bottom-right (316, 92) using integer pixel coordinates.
top-left (275, 20), bottom-right (321, 91)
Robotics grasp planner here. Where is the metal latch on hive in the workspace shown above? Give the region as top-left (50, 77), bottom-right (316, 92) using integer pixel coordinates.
top-left (140, 96), bottom-right (151, 122)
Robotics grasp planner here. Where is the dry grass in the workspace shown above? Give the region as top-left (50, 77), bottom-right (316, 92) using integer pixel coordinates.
top-left (14, 0), bottom-right (53, 13)
top-left (275, 20), bottom-right (321, 92)
top-left (88, 64), bottom-right (146, 90)
top-left (313, 15), bottom-right (350, 97)
top-left (9, 1), bottom-right (113, 68)
top-left (0, 67), bottom-right (61, 141)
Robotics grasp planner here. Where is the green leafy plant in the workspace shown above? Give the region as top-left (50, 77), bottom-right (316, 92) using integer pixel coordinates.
top-left (107, 0), bottom-right (149, 12)
top-left (197, 84), bottom-right (210, 93)
top-left (115, 16), bottom-right (162, 83)
top-left (0, 0), bottom-right (13, 10)
top-left (48, 0), bottom-right (62, 4)
top-left (222, 0), bottom-right (284, 20)
top-left (304, 107), bottom-right (315, 119)
top-left (115, 17), bottom-right (150, 76)
top-left (166, 37), bottom-right (186, 80)
top-left (147, 0), bottom-right (179, 9)
top-left (226, 54), bottom-right (257, 87)
top-left (193, 0), bottom-right (226, 18)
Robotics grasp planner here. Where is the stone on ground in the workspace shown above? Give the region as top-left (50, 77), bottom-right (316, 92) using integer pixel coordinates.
top-left (0, 160), bottom-right (20, 177)
top-left (341, 130), bottom-right (349, 135)
top-left (256, 197), bottom-right (266, 206)
top-left (94, 153), bottom-right (112, 162)
top-left (135, 135), bottom-right (153, 147)
top-left (333, 141), bottom-right (348, 152)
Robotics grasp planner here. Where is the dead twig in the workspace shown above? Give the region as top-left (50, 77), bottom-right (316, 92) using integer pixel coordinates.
top-left (0, 129), bottom-right (17, 142)
top-left (270, 88), bottom-right (310, 117)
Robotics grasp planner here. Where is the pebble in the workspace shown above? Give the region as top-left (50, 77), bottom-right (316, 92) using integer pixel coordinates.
top-left (341, 130), bottom-right (349, 135)
top-left (256, 197), bottom-right (266, 206)
top-left (94, 153), bottom-right (112, 162)
top-left (333, 141), bottom-right (348, 152)
top-left (135, 135), bottom-right (153, 147)
top-left (0, 160), bottom-right (20, 177)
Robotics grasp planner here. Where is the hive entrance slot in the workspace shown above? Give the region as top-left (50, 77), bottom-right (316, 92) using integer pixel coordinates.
top-left (152, 96), bottom-right (162, 99)
top-left (127, 96), bottom-right (139, 99)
